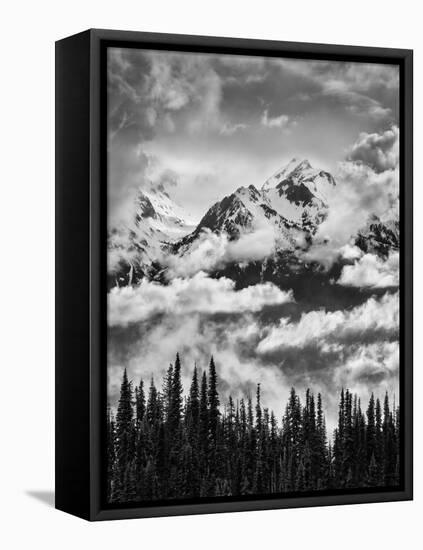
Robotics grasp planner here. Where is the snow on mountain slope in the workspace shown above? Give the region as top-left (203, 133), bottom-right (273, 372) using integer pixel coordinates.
top-left (176, 158), bottom-right (335, 257)
top-left (262, 158), bottom-right (336, 229)
top-left (107, 158), bottom-right (399, 288)
top-left (176, 183), bottom-right (297, 253)
top-left (263, 158), bottom-right (336, 203)
top-left (356, 215), bottom-right (399, 256)
top-left (108, 185), bottom-right (195, 287)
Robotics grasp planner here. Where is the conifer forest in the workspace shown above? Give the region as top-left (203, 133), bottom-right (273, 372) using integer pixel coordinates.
top-left (106, 353), bottom-right (401, 504)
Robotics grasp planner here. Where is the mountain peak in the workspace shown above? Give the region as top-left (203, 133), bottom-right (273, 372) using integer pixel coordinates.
top-left (291, 158), bottom-right (312, 172)
top-left (262, 158), bottom-right (313, 190)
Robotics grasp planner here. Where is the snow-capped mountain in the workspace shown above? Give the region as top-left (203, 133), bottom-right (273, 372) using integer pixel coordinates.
top-left (107, 158), bottom-right (399, 289)
top-left (262, 158), bottom-right (336, 199)
top-left (262, 158), bottom-right (336, 230)
top-left (176, 158), bottom-right (335, 255)
top-left (108, 185), bottom-right (195, 288)
top-left (175, 183), bottom-right (298, 253)
top-left (356, 215), bottom-right (399, 256)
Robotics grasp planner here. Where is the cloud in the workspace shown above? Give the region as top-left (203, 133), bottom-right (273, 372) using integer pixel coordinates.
top-left (335, 341), bottom-right (399, 388)
top-left (339, 243), bottom-right (363, 261)
top-left (107, 309), bottom-right (293, 425)
top-left (107, 48), bottom-right (230, 224)
top-left (108, 48), bottom-right (399, 227)
top-left (261, 109), bottom-right (290, 128)
top-left (257, 292), bottom-right (398, 354)
top-left (164, 222), bottom-right (278, 278)
top-left (278, 59), bottom-right (398, 120)
top-left (300, 126), bottom-right (399, 268)
top-left (337, 252), bottom-right (399, 288)
top-left (348, 126), bottom-right (399, 173)
top-left (219, 122), bottom-right (248, 135)
top-left (108, 271), bottom-right (293, 327)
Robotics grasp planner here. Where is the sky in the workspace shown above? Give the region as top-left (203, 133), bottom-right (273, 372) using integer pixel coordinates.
top-left (107, 47), bottom-right (400, 433)
top-left (107, 47), bottom-right (399, 222)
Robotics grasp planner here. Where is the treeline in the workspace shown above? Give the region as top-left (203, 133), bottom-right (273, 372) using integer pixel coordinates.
top-left (107, 353), bottom-right (400, 503)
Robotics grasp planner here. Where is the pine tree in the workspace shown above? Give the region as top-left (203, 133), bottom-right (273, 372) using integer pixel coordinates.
top-left (169, 353), bottom-right (183, 431)
top-left (106, 356), bottom-right (401, 504)
top-left (333, 388), bottom-right (345, 485)
top-left (383, 393), bottom-right (397, 486)
top-left (282, 387), bottom-right (302, 489)
top-left (162, 364), bottom-right (174, 422)
top-left (253, 384), bottom-right (265, 493)
top-left (115, 369), bottom-right (135, 501)
top-left (106, 405), bottom-right (116, 500)
top-left (343, 390), bottom-right (354, 484)
top-left (146, 377), bottom-right (159, 425)
top-left (199, 370), bottom-right (208, 447)
top-left (375, 397), bottom-right (384, 485)
top-left (316, 393), bottom-right (328, 488)
top-left (207, 356), bottom-right (220, 445)
top-left (186, 365), bottom-right (200, 439)
top-left (135, 379), bottom-right (145, 427)
top-left (366, 393), bottom-right (376, 464)
top-left (355, 398), bottom-right (367, 486)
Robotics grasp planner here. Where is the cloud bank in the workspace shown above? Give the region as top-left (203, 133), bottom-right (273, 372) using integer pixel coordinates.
top-left (164, 222), bottom-right (278, 278)
top-left (108, 271), bottom-right (293, 327)
top-left (257, 292), bottom-right (398, 354)
top-left (348, 126), bottom-right (399, 173)
top-left (301, 126), bottom-right (399, 267)
top-left (337, 252), bottom-right (399, 288)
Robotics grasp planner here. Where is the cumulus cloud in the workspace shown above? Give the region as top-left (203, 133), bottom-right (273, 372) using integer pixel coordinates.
top-left (164, 222), bottom-right (278, 278)
top-left (107, 48), bottom-right (230, 225)
top-left (261, 109), bottom-right (290, 128)
top-left (257, 292), bottom-right (398, 354)
top-left (301, 126), bottom-right (399, 268)
top-left (336, 341), bottom-right (399, 387)
top-left (219, 122), bottom-right (248, 135)
top-left (337, 252), bottom-right (399, 288)
top-left (108, 272), bottom-right (293, 327)
top-left (339, 243), bottom-right (363, 261)
top-left (107, 310), bottom-right (292, 424)
top-left (348, 126), bottom-right (399, 173)
top-left (277, 59), bottom-right (398, 120)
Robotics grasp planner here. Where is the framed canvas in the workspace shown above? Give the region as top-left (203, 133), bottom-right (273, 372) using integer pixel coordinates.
top-left (55, 29), bottom-right (413, 521)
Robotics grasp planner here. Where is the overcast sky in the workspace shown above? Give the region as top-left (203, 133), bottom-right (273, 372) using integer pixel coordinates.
top-left (108, 47), bottom-right (399, 221)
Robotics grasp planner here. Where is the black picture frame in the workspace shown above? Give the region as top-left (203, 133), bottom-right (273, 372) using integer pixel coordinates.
top-left (55, 28), bottom-right (413, 521)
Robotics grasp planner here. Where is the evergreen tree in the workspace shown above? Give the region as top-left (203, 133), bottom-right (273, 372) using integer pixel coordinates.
top-left (199, 371), bottom-right (209, 447)
top-left (106, 359), bottom-right (401, 504)
top-left (375, 397), bottom-right (384, 485)
top-left (186, 365), bottom-right (200, 438)
top-left (146, 377), bottom-right (159, 425)
top-left (366, 393), bottom-right (376, 464)
top-left (207, 356), bottom-right (220, 445)
top-left (114, 369), bottom-right (135, 501)
top-left (169, 353), bottom-right (183, 431)
top-left (135, 380), bottom-right (145, 427)
top-left (106, 405), bottom-right (116, 500)
top-left (383, 393), bottom-right (397, 486)
top-left (162, 364), bottom-right (174, 422)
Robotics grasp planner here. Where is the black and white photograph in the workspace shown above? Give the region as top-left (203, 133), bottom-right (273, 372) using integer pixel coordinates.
top-left (106, 47), bottom-right (401, 504)
top-left (1, 0), bottom-right (420, 541)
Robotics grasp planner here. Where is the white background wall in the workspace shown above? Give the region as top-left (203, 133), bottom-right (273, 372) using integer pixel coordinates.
top-left (0, 0), bottom-right (420, 547)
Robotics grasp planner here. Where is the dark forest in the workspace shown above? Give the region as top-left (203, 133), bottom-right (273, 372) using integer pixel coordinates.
top-left (107, 353), bottom-right (400, 504)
